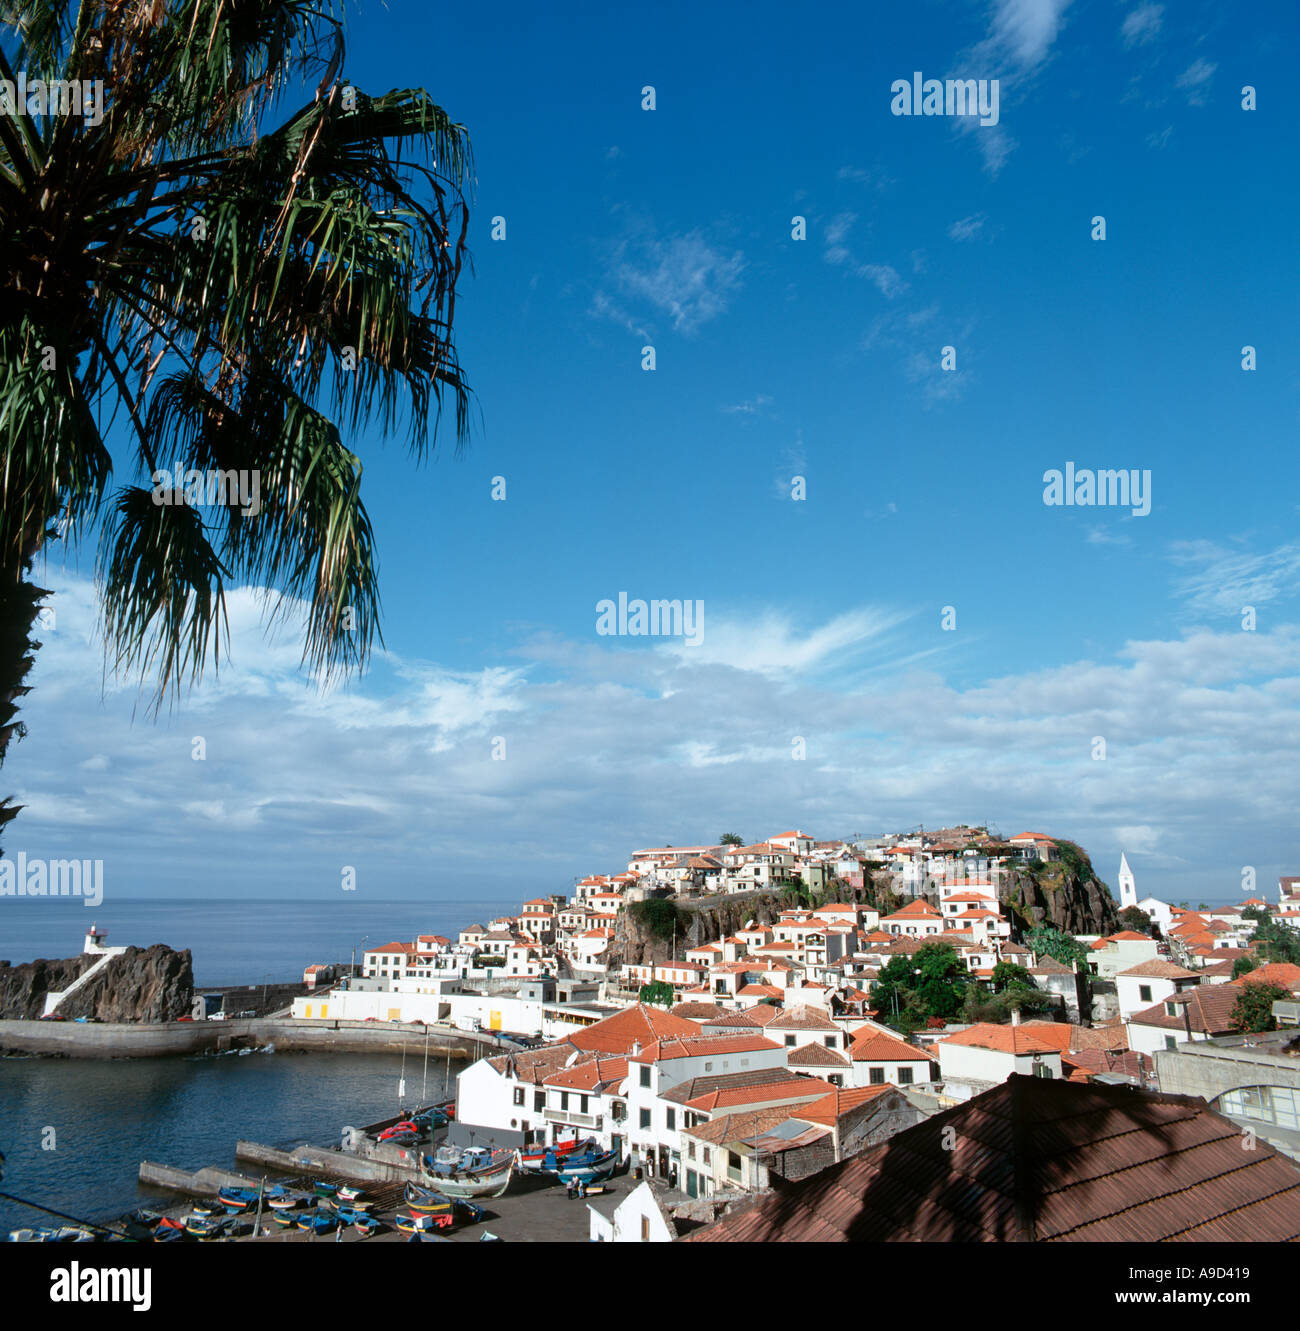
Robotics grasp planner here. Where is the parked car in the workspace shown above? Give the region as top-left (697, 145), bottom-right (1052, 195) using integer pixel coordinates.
top-left (176, 1016), bottom-right (194, 1022)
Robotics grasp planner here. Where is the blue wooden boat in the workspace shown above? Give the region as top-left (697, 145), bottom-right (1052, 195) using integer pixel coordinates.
top-left (556, 1150), bottom-right (618, 1183)
top-left (312, 1180), bottom-right (340, 1198)
top-left (296, 1211), bottom-right (337, 1234)
top-left (217, 1186), bottom-right (259, 1211)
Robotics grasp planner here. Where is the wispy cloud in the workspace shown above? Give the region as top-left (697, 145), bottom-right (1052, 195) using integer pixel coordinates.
top-left (594, 227), bottom-right (745, 336)
top-left (1120, 3), bottom-right (1163, 49)
top-left (1176, 58), bottom-right (1217, 106)
top-left (723, 394), bottom-right (773, 417)
top-left (858, 264), bottom-right (907, 298)
top-left (948, 214), bottom-right (987, 242)
top-left (1169, 541), bottom-right (1300, 616)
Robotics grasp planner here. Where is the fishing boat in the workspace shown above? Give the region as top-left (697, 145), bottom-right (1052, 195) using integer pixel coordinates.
top-left (184, 1214), bottom-right (223, 1238)
top-left (296, 1212), bottom-right (337, 1234)
top-left (312, 1180), bottom-right (340, 1198)
top-left (337, 1183), bottom-right (369, 1203)
top-left (272, 1211), bottom-right (299, 1229)
top-left (393, 1211), bottom-right (438, 1235)
top-left (556, 1150), bottom-right (618, 1184)
top-left (216, 1186), bottom-right (259, 1212)
top-left (452, 1198), bottom-right (485, 1224)
top-left (353, 1216), bottom-right (380, 1237)
top-left (516, 1135), bottom-right (596, 1172)
top-left (402, 1183), bottom-right (455, 1222)
top-left (420, 1147), bottom-right (514, 1199)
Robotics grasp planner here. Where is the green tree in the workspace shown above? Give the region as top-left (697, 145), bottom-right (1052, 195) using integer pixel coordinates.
top-left (0, 0), bottom-right (473, 846)
top-left (719, 833), bottom-right (744, 846)
top-left (874, 942), bottom-right (970, 1027)
top-left (638, 980), bottom-right (675, 1007)
top-left (990, 961), bottom-right (1034, 993)
top-left (1231, 956), bottom-right (1258, 980)
top-left (1230, 980), bottom-right (1292, 1034)
top-left (1249, 918), bottom-right (1300, 967)
top-left (1024, 926), bottom-right (1089, 971)
top-left (1118, 906), bottom-right (1154, 935)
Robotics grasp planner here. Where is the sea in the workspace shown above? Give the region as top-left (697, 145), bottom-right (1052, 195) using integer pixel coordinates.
top-left (0, 897), bottom-right (515, 1233)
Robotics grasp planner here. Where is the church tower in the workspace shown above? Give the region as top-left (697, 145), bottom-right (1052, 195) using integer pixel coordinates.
top-left (1118, 853), bottom-right (1136, 910)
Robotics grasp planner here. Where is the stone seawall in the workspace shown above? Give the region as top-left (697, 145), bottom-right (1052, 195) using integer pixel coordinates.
top-left (0, 1016), bottom-right (505, 1060)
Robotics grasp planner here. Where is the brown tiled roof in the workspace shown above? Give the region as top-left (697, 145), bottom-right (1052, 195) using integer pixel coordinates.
top-left (1117, 959), bottom-right (1199, 980)
top-left (682, 1105), bottom-right (793, 1145)
top-left (1128, 985), bottom-right (1241, 1034)
top-left (671, 1002), bottom-right (729, 1020)
top-left (662, 1067), bottom-right (799, 1106)
top-left (1239, 963), bottom-right (1300, 991)
top-left (705, 1005), bottom-right (785, 1029)
top-left (542, 1056), bottom-right (628, 1092)
top-left (1027, 956), bottom-right (1072, 975)
top-left (787, 1043), bottom-right (851, 1069)
top-left (629, 1034), bottom-right (779, 1064)
top-left (768, 1005), bottom-right (839, 1032)
top-left (683, 1075), bottom-right (1300, 1242)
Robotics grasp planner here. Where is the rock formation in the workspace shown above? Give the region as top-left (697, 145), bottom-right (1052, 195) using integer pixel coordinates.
top-left (0, 944), bottom-right (194, 1022)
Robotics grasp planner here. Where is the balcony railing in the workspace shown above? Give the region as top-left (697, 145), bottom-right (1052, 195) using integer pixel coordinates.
top-left (544, 1108), bottom-right (601, 1128)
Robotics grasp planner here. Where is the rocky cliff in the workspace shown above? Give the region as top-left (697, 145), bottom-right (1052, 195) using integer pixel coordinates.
top-left (609, 893), bottom-right (787, 971)
top-left (997, 843), bottom-right (1119, 937)
top-left (0, 945), bottom-right (194, 1021)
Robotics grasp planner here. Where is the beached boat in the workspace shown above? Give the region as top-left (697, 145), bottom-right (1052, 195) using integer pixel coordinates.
top-left (337, 1183), bottom-right (369, 1203)
top-left (266, 1193), bottom-right (309, 1211)
top-left (312, 1180), bottom-right (340, 1198)
top-left (394, 1211), bottom-right (438, 1234)
top-left (296, 1211), bottom-right (337, 1234)
top-left (184, 1214), bottom-right (223, 1238)
top-left (420, 1147), bottom-right (514, 1199)
top-left (516, 1134), bottom-right (595, 1172)
top-left (556, 1150), bottom-right (618, 1184)
top-left (403, 1183), bottom-right (455, 1220)
top-left (216, 1186), bottom-right (259, 1211)
top-left (272, 1211), bottom-right (299, 1229)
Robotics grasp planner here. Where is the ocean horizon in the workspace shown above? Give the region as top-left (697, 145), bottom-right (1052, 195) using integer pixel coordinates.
top-left (0, 896), bottom-right (521, 987)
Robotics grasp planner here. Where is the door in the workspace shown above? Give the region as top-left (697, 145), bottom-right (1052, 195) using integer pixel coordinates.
top-left (686, 1169), bottom-right (698, 1198)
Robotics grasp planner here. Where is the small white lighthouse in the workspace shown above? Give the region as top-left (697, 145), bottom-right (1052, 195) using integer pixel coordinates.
top-left (1118, 853), bottom-right (1136, 910)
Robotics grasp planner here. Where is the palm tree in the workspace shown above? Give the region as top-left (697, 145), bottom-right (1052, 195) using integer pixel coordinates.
top-left (0, 0), bottom-right (473, 844)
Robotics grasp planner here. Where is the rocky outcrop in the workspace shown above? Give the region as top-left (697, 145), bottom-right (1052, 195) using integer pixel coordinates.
top-left (0, 945), bottom-right (193, 1022)
top-left (609, 892), bottom-right (787, 971)
top-left (998, 845), bottom-right (1119, 937)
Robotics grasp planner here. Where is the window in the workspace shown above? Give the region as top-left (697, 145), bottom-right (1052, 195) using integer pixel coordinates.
top-left (580, 1095), bottom-right (589, 1115)
top-left (641, 1217), bottom-right (650, 1242)
top-left (639, 1066), bottom-right (651, 1088)
top-left (1164, 1035), bottom-right (1178, 1051)
top-left (1033, 1062), bottom-right (1053, 1078)
top-left (785, 1035), bottom-right (796, 1047)
top-left (898, 1066), bottom-right (914, 1085)
top-left (1165, 1001), bottom-right (1179, 1017)
top-left (687, 1141), bottom-right (695, 1160)
top-left (512, 1087), bottom-right (525, 1106)
top-left (639, 1109), bottom-right (651, 1130)
top-left (704, 1061), bottom-right (713, 1072)
top-left (534, 1092), bottom-right (544, 1113)
top-left (666, 1108), bottom-right (676, 1131)
top-left (702, 1148), bottom-right (710, 1165)
top-left (1139, 984), bottom-right (1152, 1002)
top-left (824, 1035), bottom-right (836, 1048)
top-left (560, 1092), bottom-right (569, 1111)
top-left (869, 1066), bottom-right (885, 1085)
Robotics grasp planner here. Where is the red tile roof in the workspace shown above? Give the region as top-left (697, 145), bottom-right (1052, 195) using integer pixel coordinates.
top-left (849, 1028), bottom-right (938, 1063)
top-left (937, 1023), bottom-right (1061, 1055)
top-left (566, 1004), bottom-right (702, 1055)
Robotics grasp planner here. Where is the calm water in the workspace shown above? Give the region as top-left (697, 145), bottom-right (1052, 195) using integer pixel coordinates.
top-left (0, 1049), bottom-right (458, 1231)
top-left (0, 896), bottom-right (519, 985)
top-left (0, 897), bottom-right (510, 1232)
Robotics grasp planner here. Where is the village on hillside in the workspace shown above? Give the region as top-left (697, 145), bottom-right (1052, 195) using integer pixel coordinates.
top-left (288, 827), bottom-right (1300, 1241)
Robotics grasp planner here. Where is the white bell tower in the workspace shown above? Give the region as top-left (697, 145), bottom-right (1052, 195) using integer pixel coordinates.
top-left (1118, 853), bottom-right (1136, 909)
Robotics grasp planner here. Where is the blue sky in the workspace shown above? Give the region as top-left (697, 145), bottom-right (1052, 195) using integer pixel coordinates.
top-left (7, 0), bottom-right (1300, 910)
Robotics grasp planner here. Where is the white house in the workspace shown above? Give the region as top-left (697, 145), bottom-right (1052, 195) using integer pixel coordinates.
top-left (848, 1027), bottom-right (938, 1089)
top-left (1114, 959), bottom-right (1200, 1022)
top-left (935, 1022), bottom-right (1063, 1098)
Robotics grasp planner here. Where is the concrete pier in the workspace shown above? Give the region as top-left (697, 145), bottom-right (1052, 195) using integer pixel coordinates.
top-left (138, 1161), bottom-right (266, 1196)
top-left (0, 1016), bottom-right (503, 1059)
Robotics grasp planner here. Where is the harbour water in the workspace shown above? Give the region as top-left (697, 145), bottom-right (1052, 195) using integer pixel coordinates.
top-left (0, 1048), bottom-right (456, 1231)
top-left (0, 896), bottom-right (513, 1232)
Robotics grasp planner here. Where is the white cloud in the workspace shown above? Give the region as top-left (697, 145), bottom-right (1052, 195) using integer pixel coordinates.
top-left (609, 230), bottom-right (744, 335)
top-left (977, 0), bottom-right (1074, 71)
top-left (1120, 3), bottom-right (1163, 49)
top-left (857, 263), bottom-right (907, 298)
top-left (1176, 58), bottom-right (1217, 106)
top-left (10, 571), bottom-right (1300, 906)
top-left (948, 214), bottom-right (987, 242)
top-left (1169, 541), bottom-right (1300, 616)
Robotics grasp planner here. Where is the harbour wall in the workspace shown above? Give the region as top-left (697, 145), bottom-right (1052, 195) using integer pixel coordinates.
top-left (0, 1016), bottom-right (509, 1060)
